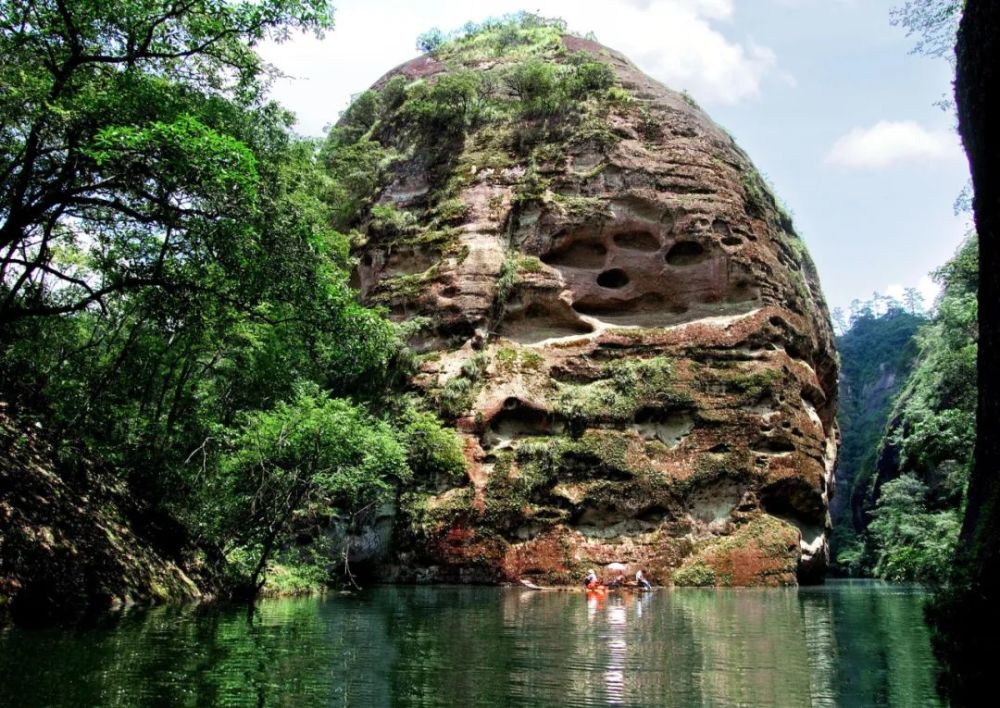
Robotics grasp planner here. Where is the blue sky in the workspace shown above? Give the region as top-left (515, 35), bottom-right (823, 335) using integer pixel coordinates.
top-left (260, 0), bottom-right (970, 314)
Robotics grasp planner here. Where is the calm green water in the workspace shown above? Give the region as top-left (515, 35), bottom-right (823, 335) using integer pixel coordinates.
top-left (0, 580), bottom-right (940, 707)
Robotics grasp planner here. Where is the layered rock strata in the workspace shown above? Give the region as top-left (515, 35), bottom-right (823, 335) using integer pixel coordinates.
top-left (348, 32), bottom-right (838, 586)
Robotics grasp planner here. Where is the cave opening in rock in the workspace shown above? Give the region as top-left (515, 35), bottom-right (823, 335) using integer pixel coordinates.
top-left (596, 268), bottom-right (630, 289)
top-left (481, 400), bottom-right (560, 450)
top-left (665, 240), bottom-right (709, 266)
top-left (541, 241), bottom-right (607, 269)
top-left (613, 231), bottom-right (661, 251)
top-left (759, 478), bottom-right (827, 529)
top-left (752, 436), bottom-right (797, 454)
top-left (499, 300), bottom-right (594, 344)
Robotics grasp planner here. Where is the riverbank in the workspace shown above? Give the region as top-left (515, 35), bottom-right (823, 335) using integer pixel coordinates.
top-left (0, 409), bottom-right (206, 624)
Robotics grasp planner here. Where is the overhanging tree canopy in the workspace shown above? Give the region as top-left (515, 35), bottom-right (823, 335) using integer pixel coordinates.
top-left (0, 0), bottom-right (333, 322)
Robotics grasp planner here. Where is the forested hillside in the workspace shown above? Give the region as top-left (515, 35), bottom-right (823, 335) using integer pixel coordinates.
top-left (830, 307), bottom-right (924, 569)
top-left (833, 237), bottom-right (978, 582)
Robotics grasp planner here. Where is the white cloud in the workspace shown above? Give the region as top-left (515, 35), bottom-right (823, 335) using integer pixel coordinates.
top-left (259, 0), bottom-right (781, 135)
top-left (884, 275), bottom-right (940, 309)
top-left (825, 120), bottom-right (963, 170)
top-left (547, 0), bottom-right (779, 104)
top-left (918, 274), bottom-right (942, 307)
top-left (645, 0), bottom-right (735, 20)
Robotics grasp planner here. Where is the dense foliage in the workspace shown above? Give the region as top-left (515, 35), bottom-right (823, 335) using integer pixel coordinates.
top-left (834, 237), bottom-right (978, 582)
top-left (0, 0), bottom-right (465, 597)
top-left (830, 306), bottom-right (924, 569)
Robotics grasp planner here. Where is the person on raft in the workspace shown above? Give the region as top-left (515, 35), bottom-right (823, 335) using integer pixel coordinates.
top-left (584, 569), bottom-right (601, 589)
top-left (635, 570), bottom-right (652, 590)
top-left (606, 562), bottom-right (627, 588)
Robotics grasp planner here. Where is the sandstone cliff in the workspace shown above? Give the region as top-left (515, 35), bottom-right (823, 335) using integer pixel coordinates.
top-left (342, 20), bottom-right (838, 586)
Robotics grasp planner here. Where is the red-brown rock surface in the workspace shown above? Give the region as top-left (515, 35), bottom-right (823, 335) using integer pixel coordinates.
top-left (347, 25), bottom-right (838, 586)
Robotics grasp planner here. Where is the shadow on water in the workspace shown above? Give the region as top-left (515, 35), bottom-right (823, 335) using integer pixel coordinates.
top-left (0, 580), bottom-right (941, 706)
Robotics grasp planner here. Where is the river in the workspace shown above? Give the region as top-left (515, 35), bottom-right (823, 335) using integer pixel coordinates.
top-left (0, 579), bottom-right (940, 706)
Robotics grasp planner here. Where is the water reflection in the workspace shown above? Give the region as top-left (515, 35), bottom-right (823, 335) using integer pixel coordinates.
top-left (0, 581), bottom-right (941, 707)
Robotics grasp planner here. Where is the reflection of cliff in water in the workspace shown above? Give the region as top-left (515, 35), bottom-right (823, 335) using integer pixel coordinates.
top-left (801, 580), bottom-right (939, 705)
top-left (0, 582), bottom-right (941, 706)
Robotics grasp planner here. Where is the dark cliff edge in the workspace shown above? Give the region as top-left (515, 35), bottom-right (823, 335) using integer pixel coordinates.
top-left (0, 407), bottom-right (207, 624)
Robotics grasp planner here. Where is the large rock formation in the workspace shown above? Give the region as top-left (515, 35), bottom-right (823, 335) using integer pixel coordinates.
top-left (345, 23), bottom-right (838, 586)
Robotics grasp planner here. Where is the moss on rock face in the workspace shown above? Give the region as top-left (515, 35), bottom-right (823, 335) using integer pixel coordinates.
top-left (672, 514), bottom-right (800, 587)
top-left (342, 14), bottom-right (838, 586)
top-left (551, 357), bottom-right (694, 439)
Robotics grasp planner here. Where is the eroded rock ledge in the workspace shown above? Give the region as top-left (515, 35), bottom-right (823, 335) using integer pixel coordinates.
top-left (348, 32), bottom-right (838, 586)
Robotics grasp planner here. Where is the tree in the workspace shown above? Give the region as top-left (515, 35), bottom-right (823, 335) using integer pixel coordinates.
top-left (0, 0), bottom-right (334, 323)
top-left (890, 1), bottom-right (962, 61)
top-left (868, 475), bottom-right (960, 582)
top-left (903, 287), bottom-right (925, 314)
top-left (213, 385), bottom-right (409, 594)
top-left (416, 28), bottom-right (446, 53)
top-left (831, 307), bottom-right (848, 335)
top-left (848, 297), bottom-right (873, 327)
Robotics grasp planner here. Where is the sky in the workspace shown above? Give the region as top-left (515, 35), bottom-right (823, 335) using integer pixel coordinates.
top-left (259, 0), bottom-right (971, 314)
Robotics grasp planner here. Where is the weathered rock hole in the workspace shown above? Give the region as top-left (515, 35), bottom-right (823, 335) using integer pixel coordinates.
top-left (573, 292), bottom-right (667, 317)
top-left (597, 268), bottom-right (629, 289)
top-left (726, 282), bottom-right (758, 303)
top-left (613, 231), bottom-right (661, 251)
top-left (665, 241), bottom-right (709, 266)
top-left (634, 408), bottom-right (694, 447)
top-left (513, 523), bottom-right (546, 541)
top-left (482, 402), bottom-right (561, 449)
top-left (572, 293), bottom-right (698, 328)
top-left (786, 342), bottom-right (809, 362)
top-left (499, 301), bottom-right (594, 344)
top-left (713, 219), bottom-right (741, 247)
top-left (383, 247), bottom-right (439, 277)
top-left (638, 505), bottom-right (671, 524)
top-left (760, 478), bottom-right (826, 527)
top-left (707, 443), bottom-right (731, 453)
top-left (533, 507), bottom-right (567, 521)
top-left (801, 383), bottom-right (826, 410)
top-left (542, 241), bottom-right (607, 269)
top-left (687, 480), bottom-right (744, 526)
top-left (574, 505), bottom-right (627, 528)
top-left (752, 437), bottom-right (796, 454)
